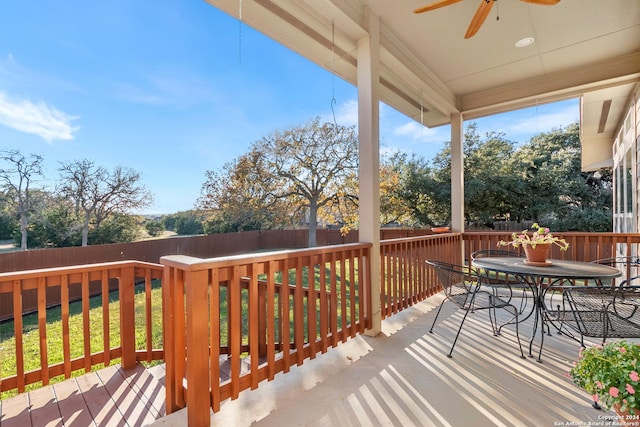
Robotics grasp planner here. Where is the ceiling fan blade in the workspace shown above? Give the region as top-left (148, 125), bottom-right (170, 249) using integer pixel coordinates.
top-left (520, 0), bottom-right (560, 4)
top-left (464, 0), bottom-right (494, 39)
top-left (414, 0), bottom-right (463, 14)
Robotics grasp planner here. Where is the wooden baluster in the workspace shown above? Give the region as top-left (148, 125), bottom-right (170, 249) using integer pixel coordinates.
top-left (37, 277), bottom-right (49, 385)
top-left (14, 280), bottom-right (25, 392)
top-left (61, 275), bottom-right (71, 378)
top-left (119, 266), bottom-right (136, 370)
top-left (210, 268), bottom-right (221, 412)
top-left (101, 270), bottom-right (110, 366)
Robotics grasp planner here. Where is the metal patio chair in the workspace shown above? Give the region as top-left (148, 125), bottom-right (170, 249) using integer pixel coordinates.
top-left (471, 249), bottom-right (532, 316)
top-left (592, 256), bottom-right (640, 287)
top-left (546, 256), bottom-right (640, 343)
top-left (544, 285), bottom-right (640, 346)
top-left (426, 260), bottom-right (525, 359)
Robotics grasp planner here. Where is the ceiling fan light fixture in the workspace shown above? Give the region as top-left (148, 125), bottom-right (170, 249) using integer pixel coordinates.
top-left (515, 37), bottom-right (535, 47)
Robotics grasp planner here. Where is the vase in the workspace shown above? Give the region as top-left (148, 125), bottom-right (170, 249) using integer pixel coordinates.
top-left (613, 404), bottom-right (640, 426)
top-left (523, 243), bottom-right (551, 265)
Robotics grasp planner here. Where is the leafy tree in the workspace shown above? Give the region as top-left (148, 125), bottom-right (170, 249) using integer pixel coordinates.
top-left (0, 150), bottom-right (44, 250)
top-left (0, 191), bottom-right (18, 240)
top-left (174, 212), bottom-right (204, 236)
top-left (315, 157), bottom-right (359, 235)
top-left (58, 159), bottom-right (152, 246)
top-left (162, 213), bottom-right (179, 231)
top-left (88, 213), bottom-right (140, 245)
top-left (257, 117), bottom-right (358, 246)
top-left (400, 123), bottom-right (517, 227)
top-left (392, 121), bottom-right (611, 231)
top-left (463, 129), bottom-right (520, 227)
top-left (550, 207), bottom-right (612, 232)
top-left (510, 123), bottom-right (611, 229)
top-left (510, 128), bottom-right (571, 221)
top-left (0, 214), bottom-right (17, 240)
top-left (0, 190), bottom-right (17, 239)
top-left (390, 153), bottom-right (445, 226)
top-left (161, 211), bottom-right (204, 234)
top-left (145, 219), bottom-right (165, 237)
top-left (199, 117), bottom-right (359, 246)
top-left (371, 152), bottom-right (413, 227)
top-left (199, 151), bottom-right (290, 233)
top-left (27, 197), bottom-right (82, 248)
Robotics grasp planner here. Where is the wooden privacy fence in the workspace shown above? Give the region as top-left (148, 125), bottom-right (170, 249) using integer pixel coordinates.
top-left (0, 228), bottom-right (433, 274)
top-left (0, 261), bottom-right (164, 394)
top-left (160, 243), bottom-right (372, 426)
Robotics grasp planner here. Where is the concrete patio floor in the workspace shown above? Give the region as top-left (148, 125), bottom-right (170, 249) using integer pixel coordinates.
top-left (153, 291), bottom-right (624, 427)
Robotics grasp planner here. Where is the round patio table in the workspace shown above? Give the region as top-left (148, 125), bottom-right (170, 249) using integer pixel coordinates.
top-left (471, 257), bottom-right (621, 362)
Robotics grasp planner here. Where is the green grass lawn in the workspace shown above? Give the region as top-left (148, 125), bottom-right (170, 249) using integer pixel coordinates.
top-left (0, 260), bottom-right (362, 399)
top-left (0, 280), bottom-right (163, 399)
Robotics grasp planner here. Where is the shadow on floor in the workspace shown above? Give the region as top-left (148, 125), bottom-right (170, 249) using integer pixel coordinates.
top-left (169, 292), bottom-right (618, 427)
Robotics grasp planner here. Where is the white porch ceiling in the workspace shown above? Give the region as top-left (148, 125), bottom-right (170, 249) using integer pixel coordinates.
top-left (205, 0), bottom-right (640, 170)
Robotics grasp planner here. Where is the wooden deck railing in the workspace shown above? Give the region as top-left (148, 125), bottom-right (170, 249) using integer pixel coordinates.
top-left (379, 231), bottom-right (640, 322)
top-left (0, 261), bottom-right (164, 395)
top-left (4, 231), bottom-right (640, 425)
top-left (160, 243), bottom-right (372, 426)
top-left (463, 231), bottom-right (640, 262)
top-left (380, 233), bottom-right (462, 318)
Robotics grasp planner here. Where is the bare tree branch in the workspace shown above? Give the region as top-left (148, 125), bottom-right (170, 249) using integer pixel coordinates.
top-left (0, 150), bottom-right (44, 250)
top-left (58, 159), bottom-right (152, 246)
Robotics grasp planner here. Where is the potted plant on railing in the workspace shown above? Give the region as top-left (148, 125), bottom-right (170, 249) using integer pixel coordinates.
top-left (570, 340), bottom-right (640, 424)
top-left (497, 223), bottom-right (569, 266)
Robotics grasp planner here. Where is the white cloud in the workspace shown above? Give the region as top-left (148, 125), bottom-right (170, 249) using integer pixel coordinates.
top-left (393, 121), bottom-right (441, 139)
top-left (479, 101), bottom-right (580, 140)
top-left (394, 121), bottom-right (420, 137)
top-left (0, 91), bottom-right (78, 142)
top-left (322, 100), bottom-right (445, 139)
top-left (509, 105), bottom-right (579, 135)
top-left (322, 99), bottom-right (359, 126)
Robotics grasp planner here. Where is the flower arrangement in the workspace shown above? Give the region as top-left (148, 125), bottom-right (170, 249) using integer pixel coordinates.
top-left (570, 340), bottom-right (640, 414)
top-left (497, 223), bottom-right (569, 251)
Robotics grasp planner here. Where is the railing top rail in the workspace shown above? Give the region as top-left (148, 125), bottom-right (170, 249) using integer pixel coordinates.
top-left (160, 242), bottom-right (373, 271)
top-left (463, 231), bottom-right (640, 237)
top-left (381, 233), bottom-right (461, 244)
top-left (0, 260), bottom-right (163, 282)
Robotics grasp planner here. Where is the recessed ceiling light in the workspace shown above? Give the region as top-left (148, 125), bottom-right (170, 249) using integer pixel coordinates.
top-left (515, 37), bottom-right (535, 48)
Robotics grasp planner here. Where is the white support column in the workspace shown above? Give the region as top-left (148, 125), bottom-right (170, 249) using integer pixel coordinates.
top-left (451, 112), bottom-right (465, 260)
top-left (358, 8), bottom-right (381, 336)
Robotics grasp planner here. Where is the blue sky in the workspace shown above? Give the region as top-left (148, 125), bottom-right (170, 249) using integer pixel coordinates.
top-left (0, 1), bottom-right (579, 215)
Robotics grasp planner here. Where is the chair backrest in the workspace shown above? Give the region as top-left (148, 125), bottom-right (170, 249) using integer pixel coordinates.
top-left (471, 249), bottom-right (521, 260)
top-left (470, 249), bottom-right (522, 284)
top-left (426, 260), bottom-right (478, 308)
top-left (591, 256), bottom-right (640, 287)
top-left (613, 286), bottom-right (640, 322)
top-left (563, 285), bottom-right (640, 340)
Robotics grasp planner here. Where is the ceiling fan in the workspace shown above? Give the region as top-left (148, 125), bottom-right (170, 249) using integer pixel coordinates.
top-left (414, 0), bottom-right (561, 39)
